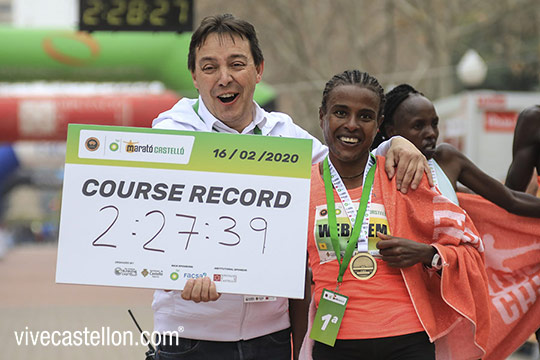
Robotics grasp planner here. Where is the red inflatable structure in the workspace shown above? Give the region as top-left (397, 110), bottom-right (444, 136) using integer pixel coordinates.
top-left (0, 92), bottom-right (180, 142)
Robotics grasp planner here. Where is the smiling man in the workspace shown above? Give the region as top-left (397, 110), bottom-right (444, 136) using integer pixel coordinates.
top-left (191, 32), bottom-right (261, 132)
top-left (151, 14), bottom-right (430, 360)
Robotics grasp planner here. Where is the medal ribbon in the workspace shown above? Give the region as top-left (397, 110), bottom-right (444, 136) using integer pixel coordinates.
top-left (322, 153), bottom-right (377, 284)
top-left (427, 159), bottom-right (438, 188)
top-left (327, 155), bottom-right (376, 252)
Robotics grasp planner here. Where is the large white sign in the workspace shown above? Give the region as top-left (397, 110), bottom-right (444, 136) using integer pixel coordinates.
top-left (56, 124), bottom-right (313, 299)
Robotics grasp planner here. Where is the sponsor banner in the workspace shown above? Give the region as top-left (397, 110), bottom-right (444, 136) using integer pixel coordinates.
top-left (476, 94), bottom-right (507, 109)
top-left (56, 124), bottom-right (312, 298)
top-left (484, 111), bottom-right (518, 132)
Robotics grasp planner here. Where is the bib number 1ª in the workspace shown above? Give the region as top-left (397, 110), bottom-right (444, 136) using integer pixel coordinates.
top-left (309, 289), bottom-right (348, 346)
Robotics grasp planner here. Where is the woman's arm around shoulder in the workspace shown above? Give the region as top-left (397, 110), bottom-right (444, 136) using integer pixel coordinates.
top-left (436, 143), bottom-right (540, 217)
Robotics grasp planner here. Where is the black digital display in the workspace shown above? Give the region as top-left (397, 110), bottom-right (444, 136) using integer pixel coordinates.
top-left (79, 0), bottom-right (193, 32)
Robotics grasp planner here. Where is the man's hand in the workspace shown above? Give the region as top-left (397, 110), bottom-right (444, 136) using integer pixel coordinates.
top-left (181, 277), bottom-right (221, 303)
top-left (385, 137), bottom-right (433, 193)
top-left (376, 232), bottom-right (435, 268)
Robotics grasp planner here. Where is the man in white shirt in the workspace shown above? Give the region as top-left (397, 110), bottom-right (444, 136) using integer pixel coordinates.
top-left (152, 13), bottom-right (429, 360)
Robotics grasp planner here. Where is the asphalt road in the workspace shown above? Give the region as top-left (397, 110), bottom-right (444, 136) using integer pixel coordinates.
top-left (0, 243), bottom-right (154, 359)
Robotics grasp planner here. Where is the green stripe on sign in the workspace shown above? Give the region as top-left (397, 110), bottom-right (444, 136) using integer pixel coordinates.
top-left (66, 124), bottom-right (312, 179)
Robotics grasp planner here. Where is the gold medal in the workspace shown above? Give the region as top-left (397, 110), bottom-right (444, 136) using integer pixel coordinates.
top-left (349, 253), bottom-right (377, 280)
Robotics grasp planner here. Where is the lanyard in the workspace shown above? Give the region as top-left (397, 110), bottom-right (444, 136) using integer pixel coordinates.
top-left (322, 154), bottom-right (376, 284)
top-left (327, 155), bottom-right (376, 252)
top-left (427, 159), bottom-right (438, 188)
top-left (192, 100), bottom-right (262, 135)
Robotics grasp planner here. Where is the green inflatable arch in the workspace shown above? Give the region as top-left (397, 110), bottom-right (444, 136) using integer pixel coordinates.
top-left (0, 27), bottom-right (276, 105)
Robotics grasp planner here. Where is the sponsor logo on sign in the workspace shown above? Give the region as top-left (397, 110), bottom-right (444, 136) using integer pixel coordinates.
top-left (147, 269), bottom-right (163, 278)
top-left (213, 274), bottom-right (237, 283)
top-left (109, 141), bottom-right (120, 151)
top-left (114, 267), bottom-right (137, 276)
top-left (85, 137), bottom-right (100, 151)
top-left (183, 272), bottom-right (207, 279)
top-left (123, 140), bottom-right (185, 155)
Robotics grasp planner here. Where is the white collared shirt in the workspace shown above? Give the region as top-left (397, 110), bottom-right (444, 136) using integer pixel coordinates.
top-left (196, 97), bottom-right (265, 135)
top-left (152, 96), bottom-right (328, 163)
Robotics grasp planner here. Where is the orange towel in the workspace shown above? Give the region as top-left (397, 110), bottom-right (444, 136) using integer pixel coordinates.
top-left (377, 157), bottom-right (490, 360)
top-left (457, 193), bottom-right (540, 360)
top-left (299, 157), bottom-right (490, 360)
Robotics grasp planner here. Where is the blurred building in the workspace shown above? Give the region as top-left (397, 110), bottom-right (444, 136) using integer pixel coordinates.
top-left (435, 90), bottom-right (540, 181)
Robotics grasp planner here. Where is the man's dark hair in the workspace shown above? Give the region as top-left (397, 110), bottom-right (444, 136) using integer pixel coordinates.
top-left (188, 14), bottom-right (264, 72)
